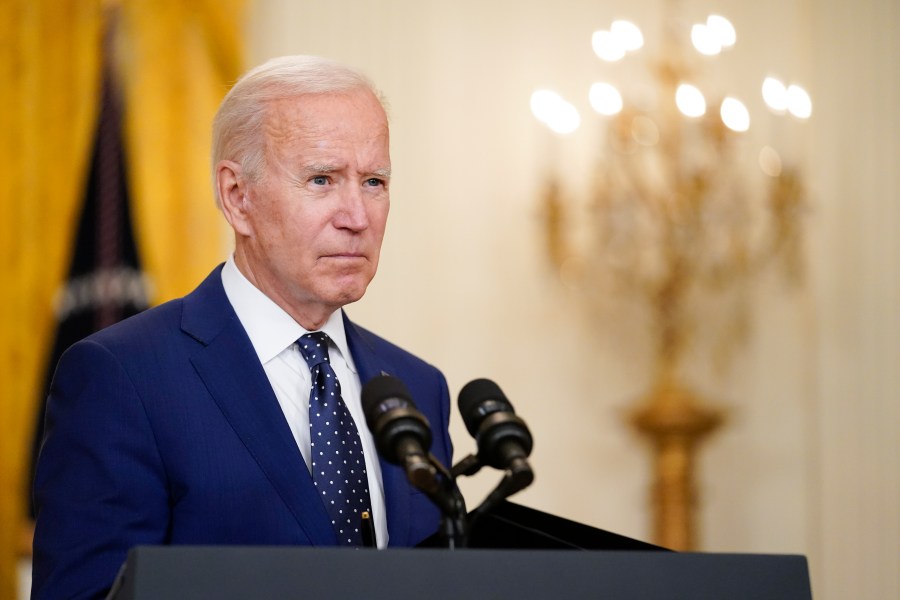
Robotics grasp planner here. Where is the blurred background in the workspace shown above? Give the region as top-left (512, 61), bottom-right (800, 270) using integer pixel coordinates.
top-left (2, 1), bottom-right (897, 598)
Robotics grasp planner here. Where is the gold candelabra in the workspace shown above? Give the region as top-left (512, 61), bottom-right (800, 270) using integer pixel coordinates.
top-left (534, 11), bottom-right (807, 550)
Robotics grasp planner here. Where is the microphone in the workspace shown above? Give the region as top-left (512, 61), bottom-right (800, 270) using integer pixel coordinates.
top-left (458, 378), bottom-right (534, 475)
top-left (362, 374), bottom-right (438, 494)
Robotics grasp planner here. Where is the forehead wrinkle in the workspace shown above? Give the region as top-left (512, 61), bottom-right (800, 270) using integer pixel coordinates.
top-left (260, 94), bottom-right (391, 177)
top-left (259, 113), bottom-right (314, 175)
top-left (262, 99), bottom-right (307, 141)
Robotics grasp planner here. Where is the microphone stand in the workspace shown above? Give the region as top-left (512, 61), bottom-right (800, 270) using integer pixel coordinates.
top-left (410, 453), bottom-right (469, 549)
top-left (450, 453), bottom-right (535, 540)
top-left (400, 450), bottom-right (534, 549)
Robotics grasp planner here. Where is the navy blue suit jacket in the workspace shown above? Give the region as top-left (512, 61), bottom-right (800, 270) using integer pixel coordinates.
top-left (32, 266), bottom-right (453, 599)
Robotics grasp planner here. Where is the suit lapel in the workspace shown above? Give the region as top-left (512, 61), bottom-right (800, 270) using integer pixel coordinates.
top-left (343, 313), bottom-right (414, 547)
top-left (182, 267), bottom-right (337, 546)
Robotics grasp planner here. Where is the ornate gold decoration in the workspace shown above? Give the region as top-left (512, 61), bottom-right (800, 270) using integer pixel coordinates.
top-left (535, 10), bottom-right (807, 550)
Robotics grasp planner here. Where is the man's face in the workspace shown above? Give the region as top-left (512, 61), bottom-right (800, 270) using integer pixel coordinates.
top-left (233, 89), bottom-right (391, 326)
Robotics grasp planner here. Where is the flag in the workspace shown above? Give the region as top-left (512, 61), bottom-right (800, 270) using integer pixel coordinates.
top-left (29, 18), bottom-right (151, 517)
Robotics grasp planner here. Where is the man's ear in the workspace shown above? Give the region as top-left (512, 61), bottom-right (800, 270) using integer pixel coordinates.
top-left (216, 160), bottom-right (253, 237)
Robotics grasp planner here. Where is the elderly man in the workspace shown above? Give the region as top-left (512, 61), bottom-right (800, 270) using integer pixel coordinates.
top-left (32, 55), bottom-right (453, 599)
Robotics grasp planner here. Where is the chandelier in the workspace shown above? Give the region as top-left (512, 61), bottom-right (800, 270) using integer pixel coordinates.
top-left (530, 12), bottom-right (809, 550)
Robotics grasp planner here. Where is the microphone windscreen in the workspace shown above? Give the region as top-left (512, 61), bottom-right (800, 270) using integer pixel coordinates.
top-left (457, 378), bottom-right (512, 437)
top-left (361, 374), bottom-right (433, 464)
top-left (362, 374), bottom-right (413, 425)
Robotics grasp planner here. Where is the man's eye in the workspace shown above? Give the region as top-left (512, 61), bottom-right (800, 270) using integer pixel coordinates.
top-left (365, 178), bottom-right (384, 187)
top-left (312, 175), bottom-right (329, 185)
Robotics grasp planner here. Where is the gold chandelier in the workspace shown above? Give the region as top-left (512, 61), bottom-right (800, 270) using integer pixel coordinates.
top-left (532, 11), bottom-right (809, 550)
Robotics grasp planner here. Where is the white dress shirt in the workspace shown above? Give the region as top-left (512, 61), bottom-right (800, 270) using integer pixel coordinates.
top-left (220, 256), bottom-right (388, 547)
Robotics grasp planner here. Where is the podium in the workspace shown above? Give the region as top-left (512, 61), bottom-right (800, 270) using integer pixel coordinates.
top-left (107, 503), bottom-right (812, 599)
top-left (444, 500), bottom-right (668, 550)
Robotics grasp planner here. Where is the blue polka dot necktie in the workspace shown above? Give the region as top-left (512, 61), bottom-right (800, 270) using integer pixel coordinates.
top-left (297, 332), bottom-right (372, 546)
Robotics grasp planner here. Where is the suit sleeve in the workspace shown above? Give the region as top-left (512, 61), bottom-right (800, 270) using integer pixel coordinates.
top-left (32, 339), bottom-right (170, 600)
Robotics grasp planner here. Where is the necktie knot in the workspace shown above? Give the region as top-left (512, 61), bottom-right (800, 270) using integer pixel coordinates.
top-left (297, 332), bottom-right (331, 369)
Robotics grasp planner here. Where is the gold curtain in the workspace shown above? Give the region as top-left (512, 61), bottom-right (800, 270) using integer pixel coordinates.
top-left (119, 0), bottom-right (245, 302)
top-left (0, 1), bottom-right (244, 596)
top-left (0, 3), bottom-right (103, 597)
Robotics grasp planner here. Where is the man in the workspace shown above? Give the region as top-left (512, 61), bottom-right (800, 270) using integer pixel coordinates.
top-left (32, 55), bottom-right (453, 599)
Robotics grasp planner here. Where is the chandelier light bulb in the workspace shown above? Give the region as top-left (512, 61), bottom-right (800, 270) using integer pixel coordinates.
top-left (721, 97), bottom-right (750, 132)
top-left (611, 20), bottom-right (644, 51)
top-left (530, 89), bottom-right (581, 134)
top-left (592, 29), bottom-right (626, 62)
top-left (547, 102), bottom-right (581, 134)
top-left (787, 84), bottom-right (813, 119)
top-left (691, 23), bottom-right (722, 56)
top-left (707, 15), bottom-right (736, 47)
top-left (676, 83), bottom-right (707, 117)
top-left (589, 82), bottom-right (624, 115)
top-left (758, 145), bottom-right (783, 177)
top-left (531, 89), bottom-right (559, 123)
top-left (762, 77), bottom-right (789, 112)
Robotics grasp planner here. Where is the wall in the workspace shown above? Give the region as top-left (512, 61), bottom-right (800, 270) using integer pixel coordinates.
top-left (810, 0), bottom-right (899, 597)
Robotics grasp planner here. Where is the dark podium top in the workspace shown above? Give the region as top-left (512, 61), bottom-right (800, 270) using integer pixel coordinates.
top-left (107, 502), bottom-right (811, 599)
top-left (109, 545), bottom-right (812, 600)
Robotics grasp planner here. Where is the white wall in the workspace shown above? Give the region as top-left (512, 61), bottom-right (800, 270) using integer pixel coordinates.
top-left (247, 1), bottom-right (899, 598)
top-left (809, 1), bottom-right (899, 597)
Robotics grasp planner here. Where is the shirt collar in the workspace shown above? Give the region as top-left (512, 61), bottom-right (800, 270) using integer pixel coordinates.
top-left (220, 256), bottom-right (356, 372)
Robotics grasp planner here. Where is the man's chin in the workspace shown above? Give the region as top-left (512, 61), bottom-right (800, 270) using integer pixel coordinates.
top-left (324, 278), bottom-right (372, 307)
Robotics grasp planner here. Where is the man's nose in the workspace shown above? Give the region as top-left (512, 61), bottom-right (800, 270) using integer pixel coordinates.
top-left (333, 184), bottom-right (369, 231)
